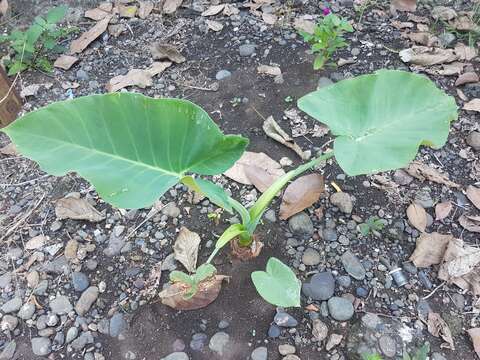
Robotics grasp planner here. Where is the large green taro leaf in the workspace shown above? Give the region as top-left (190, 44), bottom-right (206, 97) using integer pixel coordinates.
top-left (298, 70), bottom-right (457, 176)
top-left (2, 93), bottom-right (248, 208)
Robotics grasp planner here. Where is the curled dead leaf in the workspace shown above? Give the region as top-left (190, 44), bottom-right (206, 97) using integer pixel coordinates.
top-left (201, 4), bottom-right (225, 16)
top-left (55, 195), bottom-right (105, 222)
top-left (206, 20), bottom-right (223, 32)
top-left (54, 55), bottom-right (79, 70)
top-left (106, 62), bottom-right (172, 92)
top-left (84, 3), bottom-right (112, 21)
top-left (262, 116), bottom-right (305, 160)
top-left (70, 16), bottom-right (112, 54)
top-left (467, 185), bottom-right (480, 210)
top-left (173, 227), bottom-right (201, 273)
top-left (391, 0), bottom-right (417, 12)
top-left (455, 72), bottom-right (479, 86)
top-left (150, 43), bottom-right (186, 63)
top-left (223, 151), bottom-right (285, 187)
top-left (459, 214), bottom-right (480, 233)
top-left (0, 142), bottom-right (18, 156)
top-left (427, 312), bottom-right (455, 350)
top-left (409, 232), bottom-right (453, 267)
top-left (159, 275), bottom-right (228, 310)
top-left (405, 161), bottom-right (460, 188)
top-left (464, 99), bottom-right (480, 113)
top-left (138, 1), bottom-right (154, 19)
top-left (435, 201), bottom-right (452, 220)
top-left (406, 203), bottom-right (427, 232)
top-left (257, 65), bottom-right (281, 76)
top-left (279, 174), bottom-right (324, 220)
top-left (399, 46), bottom-right (458, 66)
top-left (162, 0), bottom-right (183, 14)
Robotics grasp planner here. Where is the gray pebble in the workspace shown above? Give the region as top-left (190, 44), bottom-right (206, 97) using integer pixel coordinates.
top-left (239, 44), bottom-right (256, 56)
top-left (17, 303), bottom-right (35, 320)
top-left (72, 272), bottom-right (90, 292)
top-left (302, 272), bottom-right (335, 300)
top-left (327, 297), bottom-right (354, 321)
top-left (250, 346), bottom-right (267, 360)
top-left (302, 248), bottom-right (321, 266)
top-left (31, 337), bottom-right (51, 356)
top-left (1, 298), bottom-right (22, 314)
top-left (209, 332), bottom-right (230, 356)
top-left (215, 70), bottom-right (232, 80)
top-left (288, 212), bottom-right (314, 238)
top-left (109, 312), bottom-right (127, 337)
top-left (341, 251), bottom-right (366, 280)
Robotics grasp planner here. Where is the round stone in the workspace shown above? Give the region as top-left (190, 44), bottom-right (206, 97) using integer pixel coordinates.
top-left (278, 344), bottom-right (295, 355)
top-left (31, 337), bottom-right (51, 356)
top-left (72, 272), bottom-right (90, 292)
top-left (379, 335), bottom-right (396, 358)
top-left (302, 248), bottom-right (321, 266)
top-left (250, 346), bottom-right (267, 360)
top-left (18, 303), bottom-right (35, 320)
top-left (288, 212), bottom-right (314, 238)
top-left (303, 272), bottom-right (335, 301)
top-left (209, 332), bottom-right (230, 356)
top-left (327, 297), bottom-right (354, 321)
top-left (215, 70), bottom-right (232, 80)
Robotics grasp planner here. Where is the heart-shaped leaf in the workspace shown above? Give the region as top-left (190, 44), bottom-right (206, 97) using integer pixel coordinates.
top-left (298, 70), bottom-right (457, 176)
top-left (2, 93), bottom-right (248, 209)
top-left (251, 257), bottom-right (301, 307)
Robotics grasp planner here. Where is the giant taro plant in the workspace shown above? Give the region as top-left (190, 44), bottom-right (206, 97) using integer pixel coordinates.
top-left (2, 70), bottom-right (457, 309)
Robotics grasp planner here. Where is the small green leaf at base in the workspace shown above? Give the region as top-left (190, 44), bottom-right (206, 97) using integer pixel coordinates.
top-left (251, 257), bottom-right (301, 307)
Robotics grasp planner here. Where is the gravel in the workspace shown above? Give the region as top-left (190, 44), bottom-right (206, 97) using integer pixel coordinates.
top-left (250, 346), bottom-right (268, 360)
top-left (239, 44), bottom-right (256, 56)
top-left (161, 353), bottom-right (189, 360)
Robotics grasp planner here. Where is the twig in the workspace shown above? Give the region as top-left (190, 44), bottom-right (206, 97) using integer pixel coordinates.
top-left (0, 174), bottom-right (50, 187)
top-left (1, 192), bottom-right (46, 242)
top-left (179, 84), bottom-right (217, 92)
top-left (423, 281), bottom-right (445, 300)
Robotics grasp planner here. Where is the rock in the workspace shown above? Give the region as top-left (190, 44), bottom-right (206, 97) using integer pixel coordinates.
top-left (1, 298), bottom-right (22, 314)
top-left (356, 287), bottom-right (368, 298)
top-left (17, 303), bottom-right (35, 320)
top-left (330, 192), bottom-right (353, 214)
top-left (26, 271), bottom-right (39, 288)
top-left (312, 319), bottom-right (328, 341)
top-left (76, 69), bottom-right (89, 81)
top-left (268, 324), bottom-right (281, 338)
top-left (302, 248), bottom-right (321, 266)
top-left (379, 335), bottom-right (396, 357)
top-left (451, 293), bottom-right (465, 311)
top-left (41, 256), bottom-right (70, 274)
top-left (264, 209), bottom-right (276, 222)
top-left (322, 228), bottom-right (338, 242)
top-left (0, 340), bottom-right (16, 359)
top-left (109, 312), bottom-right (127, 337)
top-left (278, 344), bottom-right (295, 355)
top-left (327, 297), bottom-right (354, 321)
top-left (75, 286), bottom-right (99, 315)
top-left (162, 203), bottom-right (181, 218)
top-left (63, 239), bottom-right (78, 260)
top-left (288, 212), bottom-right (314, 238)
top-left (31, 337), bottom-right (51, 356)
top-left (467, 131), bottom-right (480, 151)
top-left (66, 327), bottom-right (79, 343)
top-left (250, 346), bottom-right (267, 360)
top-left (317, 77), bottom-right (333, 89)
top-left (190, 333), bottom-right (207, 351)
top-left (361, 313), bottom-right (382, 329)
top-left (209, 332), bottom-right (229, 356)
top-left (161, 353), bottom-right (189, 360)
top-left (215, 70), bottom-right (231, 80)
top-left (33, 280), bottom-right (49, 295)
top-left (104, 227), bottom-right (126, 256)
top-left (302, 272), bottom-right (335, 301)
top-left (326, 333), bottom-right (343, 351)
top-left (336, 275), bottom-right (351, 288)
top-left (218, 320), bottom-right (229, 329)
top-left (432, 6), bottom-right (457, 21)
top-left (72, 272), bottom-right (90, 292)
top-left (1, 315), bottom-right (18, 331)
top-left (0, 273), bottom-right (12, 289)
top-left (414, 189), bottom-right (433, 208)
top-left (283, 356), bottom-right (301, 360)
top-left (71, 331), bottom-right (93, 351)
top-left (438, 32), bottom-right (456, 48)
top-left (274, 311), bottom-right (298, 327)
top-left (239, 44), bottom-right (256, 56)
top-left (341, 251), bottom-right (366, 280)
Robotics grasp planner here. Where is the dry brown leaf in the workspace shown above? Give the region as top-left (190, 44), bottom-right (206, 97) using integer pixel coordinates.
top-left (55, 195), bottom-right (105, 222)
top-left (84, 6), bottom-right (112, 21)
top-left (159, 275), bottom-right (228, 310)
top-left (435, 201), bottom-right (452, 220)
top-left (163, 0), bottom-right (183, 14)
top-left (464, 99), bottom-right (480, 113)
top-left (118, 4), bottom-right (137, 18)
top-left (468, 328), bottom-right (480, 358)
top-left (406, 203), bottom-right (427, 232)
top-left (431, 6), bottom-right (457, 21)
top-left (0, 142), bottom-right (18, 156)
top-left (257, 65), bottom-right (281, 76)
top-left (150, 43), bottom-right (185, 63)
top-left (223, 4), bottom-right (239, 16)
top-left (399, 46), bottom-right (458, 66)
top-left (427, 312), bottom-right (455, 350)
top-left (243, 165), bottom-right (280, 193)
top-left (455, 43), bottom-right (478, 61)
top-left (106, 61), bottom-right (172, 92)
top-left (53, 55), bottom-right (79, 70)
top-left (202, 4), bottom-right (225, 16)
top-left (406, 32), bottom-right (438, 47)
top-left (279, 174), bottom-right (324, 220)
top-left (294, 17), bottom-right (315, 34)
top-left (262, 12), bottom-right (277, 25)
top-left (173, 227), bottom-right (201, 273)
top-left (391, 20), bottom-right (414, 29)
top-left (407, 14), bottom-right (429, 23)
top-left (262, 116), bottom-right (305, 160)
top-left (223, 151), bottom-right (285, 185)
top-left (70, 16), bottom-right (112, 54)
top-left (206, 20), bottom-right (223, 32)
top-left (450, 13), bottom-right (480, 32)
top-left (438, 238), bottom-right (480, 296)
top-left (140, 261), bottom-right (162, 300)
top-left (409, 232), bottom-right (453, 267)
top-left (467, 185), bottom-right (480, 210)
top-left (0, 0), bottom-right (8, 17)
top-left (391, 0), bottom-right (416, 12)
top-left (405, 161), bottom-right (460, 188)
top-left (108, 24), bottom-right (126, 37)
top-left (25, 235), bottom-right (47, 250)
top-left (459, 214), bottom-right (480, 233)
top-left (138, 1), bottom-right (154, 19)
top-left (455, 72), bottom-right (479, 86)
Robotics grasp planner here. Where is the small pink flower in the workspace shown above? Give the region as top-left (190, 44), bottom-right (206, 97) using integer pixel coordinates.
top-left (323, 7), bottom-right (331, 15)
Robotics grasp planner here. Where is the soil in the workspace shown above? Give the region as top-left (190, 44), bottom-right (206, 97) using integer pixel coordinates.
top-left (0, 0), bottom-right (479, 359)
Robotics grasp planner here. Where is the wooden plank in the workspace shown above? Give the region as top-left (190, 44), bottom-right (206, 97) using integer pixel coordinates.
top-left (0, 68), bottom-right (22, 128)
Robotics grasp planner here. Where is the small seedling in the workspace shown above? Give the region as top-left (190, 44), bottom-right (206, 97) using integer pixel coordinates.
top-left (0, 6), bottom-right (76, 75)
top-left (299, 13), bottom-right (354, 70)
top-left (207, 209), bottom-right (222, 225)
top-left (169, 264), bottom-right (216, 299)
top-left (284, 95), bottom-right (294, 103)
top-left (359, 216), bottom-right (385, 236)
